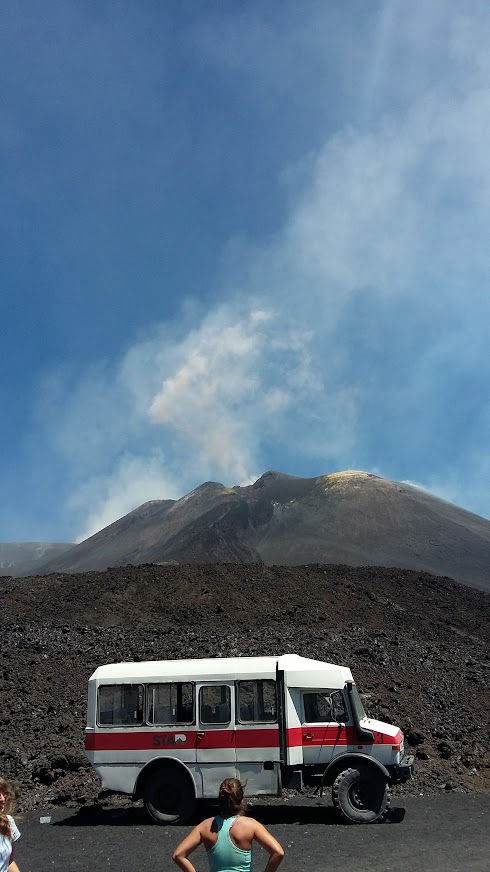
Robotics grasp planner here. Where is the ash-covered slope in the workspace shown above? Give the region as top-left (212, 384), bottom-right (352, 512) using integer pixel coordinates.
top-left (33, 471), bottom-right (490, 591)
top-left (251, 472), bottom-right (490, 590)
top-left (0, 563), bottom-right (488, 811)
top-left (31, 498), bottom-right (177, 575)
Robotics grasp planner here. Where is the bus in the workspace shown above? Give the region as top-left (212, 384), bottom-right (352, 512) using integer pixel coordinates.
top-left (85, 653), bottom-right (414, 824)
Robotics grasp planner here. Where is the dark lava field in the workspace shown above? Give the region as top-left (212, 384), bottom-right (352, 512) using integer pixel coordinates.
top-left (0, 563), bottom-right (488, 812)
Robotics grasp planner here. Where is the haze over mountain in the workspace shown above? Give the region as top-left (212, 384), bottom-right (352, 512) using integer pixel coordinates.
top-left (0, 542), bottom-right (73, 578)
top-left (14, 470), bottom-right (490, 592)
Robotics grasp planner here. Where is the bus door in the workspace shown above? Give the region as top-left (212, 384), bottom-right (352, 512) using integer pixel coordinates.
top-left (146, 680), bottom-right (198, 763)
top-left (235, 678), bottom-right (280, 794)
top-left (301, 689), bottom-right (349, 766)
top-left (196, 682), bottom-right (236, 795)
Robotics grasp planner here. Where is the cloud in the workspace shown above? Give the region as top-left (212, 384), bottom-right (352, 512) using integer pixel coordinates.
top-left (148, 312), bottom-right (264, 480)
top-left (148, 306), bottom-right (322, 482)
top-left (35, 2), bottom-right (490, 535)
top-left (39, 304), bottom-right (325, 536)
top-left (71, 452), bottom-right (179, 543)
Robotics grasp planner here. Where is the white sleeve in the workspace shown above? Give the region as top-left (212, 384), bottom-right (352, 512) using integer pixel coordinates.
top-left (8, 816), bottom-right (20, 842)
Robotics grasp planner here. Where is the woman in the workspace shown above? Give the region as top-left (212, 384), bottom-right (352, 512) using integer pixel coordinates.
top-left (0, 778), bottom-right (21, 872)
top-left (173, 777), bottom-right (284, 872)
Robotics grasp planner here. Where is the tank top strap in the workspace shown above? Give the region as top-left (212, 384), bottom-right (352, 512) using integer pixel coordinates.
top-left (220, 815), bottom-right (237, 835)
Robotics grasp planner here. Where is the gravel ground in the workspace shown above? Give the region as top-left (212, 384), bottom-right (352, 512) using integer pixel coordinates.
top-left (13, 794), bottom-right (490, 872)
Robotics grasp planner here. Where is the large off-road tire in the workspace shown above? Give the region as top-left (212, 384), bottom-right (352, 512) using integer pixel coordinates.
top-left (332, 766), bottom-right (390, 824)
top-left (143, 767), bottom-right (196, 825)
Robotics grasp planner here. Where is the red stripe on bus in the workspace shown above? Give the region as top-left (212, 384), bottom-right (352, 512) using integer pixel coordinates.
top-left (85, 727), bottom-right (280, 752)
top-left (85, 724), bottom-right (401, 752)
top-left (236, 728), bottom-right (279, 748)
top-left (294, 726), bottom-right (403, 747)
top-left (85, 731), bottom-right (196, 751)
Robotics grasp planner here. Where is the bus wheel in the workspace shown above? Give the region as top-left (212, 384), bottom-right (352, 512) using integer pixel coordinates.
top-left (143, 768), bottom-right (196, 825)
top-left (332, 766), bottom-right (390, 824)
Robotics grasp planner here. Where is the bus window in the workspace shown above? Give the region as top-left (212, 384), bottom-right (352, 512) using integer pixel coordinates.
top-left (237, 680), bottom-right (277, 723)
top-left (200, 685), bottom-right (231, 724)
top-left (147, 682), bottom-right (194, 725)
top-left (97, 684), bottom-right (144, 726)
top-left (303, 692), bottom-right (333, 723)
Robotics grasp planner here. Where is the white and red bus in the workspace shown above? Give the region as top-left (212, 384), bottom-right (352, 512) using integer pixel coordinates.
top-left (85, 654), bottom-right (414, 824)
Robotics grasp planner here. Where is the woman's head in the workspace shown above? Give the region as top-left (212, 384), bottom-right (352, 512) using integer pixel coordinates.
top-left (0, 777), bottom-right (14, 839)
top-left (0, 777), bottom-right (13, 815)
top-left (218, 778), bottom-right (246, 818)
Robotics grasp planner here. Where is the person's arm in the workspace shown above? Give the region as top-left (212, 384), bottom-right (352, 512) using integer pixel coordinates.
top-left (172, 822), bottom-right (204, 872)
top-left (253, 821), bottom-right (285, 872)
top-left (8, 847), bottom-right (21, 872)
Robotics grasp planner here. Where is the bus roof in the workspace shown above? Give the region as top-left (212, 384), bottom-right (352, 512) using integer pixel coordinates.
top-left (88, 654), bottom-right (353, 688)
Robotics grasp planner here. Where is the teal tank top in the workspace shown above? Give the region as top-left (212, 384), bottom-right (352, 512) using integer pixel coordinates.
top-left (207, 816), bottom-right (253, 872)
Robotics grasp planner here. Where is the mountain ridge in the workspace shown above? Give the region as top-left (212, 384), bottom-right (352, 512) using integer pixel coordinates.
top-left (6, 469), bottom-right (489, 591)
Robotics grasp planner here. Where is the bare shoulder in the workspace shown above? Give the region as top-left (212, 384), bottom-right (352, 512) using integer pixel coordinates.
top-left (249, 817), bottom-right (270, 834)
top-left (233, 815), bottom-right (263, 834)
top-left (199, 816), bottom-right (217, 833)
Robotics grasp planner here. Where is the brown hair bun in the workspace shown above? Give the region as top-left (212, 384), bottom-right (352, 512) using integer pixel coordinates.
top-left (218, 777), bottom-right (247, 818)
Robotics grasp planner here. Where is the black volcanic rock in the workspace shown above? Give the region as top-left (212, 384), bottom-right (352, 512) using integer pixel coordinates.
top-left (27, 471), bottom-right (490, 591)
top-left (0, 563), bottom-right (489, 811)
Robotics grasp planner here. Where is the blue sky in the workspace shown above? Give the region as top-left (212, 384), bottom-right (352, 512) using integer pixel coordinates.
top-left (1, 0), bottom-right (489, 543)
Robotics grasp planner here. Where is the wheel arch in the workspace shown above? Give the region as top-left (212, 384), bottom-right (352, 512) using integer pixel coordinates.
top-left (319, 754), bottom-right (389, 796)
top-left (133, 756), bottom-right (197, 801)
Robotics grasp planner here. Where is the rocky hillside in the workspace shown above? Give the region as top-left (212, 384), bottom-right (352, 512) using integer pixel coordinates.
top-left (0, 562), bottom-right (488, 812)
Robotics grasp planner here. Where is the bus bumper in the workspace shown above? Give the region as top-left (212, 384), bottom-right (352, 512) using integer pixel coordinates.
top-left (392, 755), bottom-right (415, 783)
